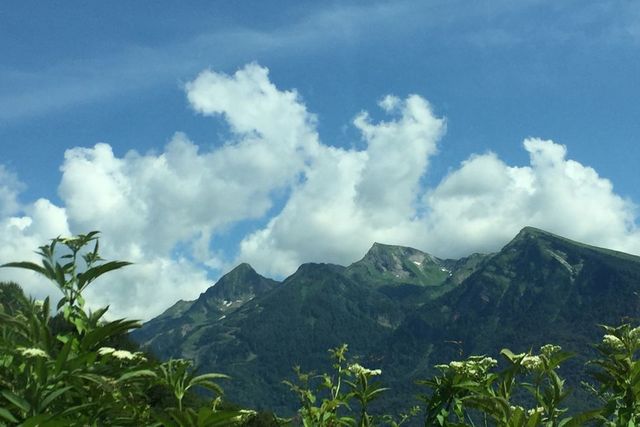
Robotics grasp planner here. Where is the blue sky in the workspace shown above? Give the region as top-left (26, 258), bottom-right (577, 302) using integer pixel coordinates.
top-left (1, 1), bottom-right (639, 319)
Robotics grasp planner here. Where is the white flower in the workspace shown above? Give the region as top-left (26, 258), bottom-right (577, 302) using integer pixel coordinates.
top-left (449, 361), bottom-right (464, 371)
top-left (540, 344), bottom-right (561, 356)
top-left (348, 363), bottom-right (381, 376)
top-left (19, 347), bottom-right (48, 358)
top-left (134, 352), bottom-right (147, 362)
top-left (112, 350), bottom-right (136, 360)
top-left (478, 357), bottom-right (498, 369)
top-left (527, 407), bottom-right (545, 416)
top-left (603, 334), bottom-right (625, 351)
top-left (97, 347), bottom-right (116, 356)
top-left (448, 356), bottom-right (496, 377)
top-left (98, 347), bottom-right (144, 361)
top-left (232, 409), bottom-right (257, 421)
top-left (521, 355), bottom-right (543, 371)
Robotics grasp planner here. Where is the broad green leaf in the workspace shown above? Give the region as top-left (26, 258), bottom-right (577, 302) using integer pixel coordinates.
top-left (0, 261), bottom-right (49, 278)
top-left (1, 390), bottom-right (30, 413)
top-left (80, 318), bottom-right (141, 350)
top-left (0, 407), bottom-right (18, 423)
top-left (39, 386), bottom-right (73, 411)
top-left (55, 340), bottom-right (73, 375)
top-left (559, 409), bottom-right (602, 427)
top-left (77, 261), bottom-right (132, 291)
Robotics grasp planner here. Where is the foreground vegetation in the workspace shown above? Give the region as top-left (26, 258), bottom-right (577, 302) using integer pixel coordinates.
top-left (0, 233), bottom-right (638, 426)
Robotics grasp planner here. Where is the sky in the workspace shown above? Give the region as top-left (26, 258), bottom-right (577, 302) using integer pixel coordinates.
top-left (1, 0), bottom-right (639, 320)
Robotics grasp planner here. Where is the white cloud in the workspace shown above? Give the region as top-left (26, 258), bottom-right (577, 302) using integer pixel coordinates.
top-left (3, 63), bottom-right (322, 319)
top-left (1, 63), bottom-right (638, 320)
top-left (0, 166), bottom-right (24, 217)
top-left (0, 198), bottom-right (71, 301)
top-left (238, 94), bottom-right (446, 276)
top-left (421, 138), bottom-right (640, 257)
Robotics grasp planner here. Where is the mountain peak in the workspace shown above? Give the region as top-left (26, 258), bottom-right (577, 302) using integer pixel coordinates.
top-left (346, 242), bottom-right (450, 288)
top-left (505, 226), bottom-right (564, 249)
top-left (198, 262), bottom-right (277, 303)
top-left (361, 242), bottom-right (439, 264)
top-left (515, 226), bottom-right (552, 239)
top-left (227, 262), bottom-right (257, 276)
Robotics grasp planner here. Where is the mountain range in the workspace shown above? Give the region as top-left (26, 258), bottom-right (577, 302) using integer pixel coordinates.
top-left (131, 227), bottom-right (640, 415)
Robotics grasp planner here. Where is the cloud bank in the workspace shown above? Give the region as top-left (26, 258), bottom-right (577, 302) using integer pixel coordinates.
top-left (0, 63), bottom-right (638, 319)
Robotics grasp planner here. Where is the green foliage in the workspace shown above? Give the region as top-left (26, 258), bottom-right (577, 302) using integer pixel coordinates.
top-left (586, 324), bottom-right (640, 425)
top-left (2, 232), bottom-right (640, 426)
top-left (0, 233), bottom-right (254, 426)
top-left (417, 345), bottom-right (584, 426)
top-left (284, 344), bottom-right (416, 427)
top-left (414, 330), bottom-right (640, 427)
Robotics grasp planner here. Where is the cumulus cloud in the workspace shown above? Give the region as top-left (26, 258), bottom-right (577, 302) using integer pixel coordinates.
top-left (0, 62), bottom-right (638, 320)
top-left (0, 166), bottom-right (24, 217)
top-left (0, 198), bottom-right (71, 300)
top-left (0, 64), bottom-right (325, 319)
top-left (238, 95), bottom-right (446, 276)
top-left (422, 139), bottom-right (640, 257)
top-left (239, 116), bottom-right (639, 276)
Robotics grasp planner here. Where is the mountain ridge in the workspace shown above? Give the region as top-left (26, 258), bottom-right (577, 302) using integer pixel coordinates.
top-left (132, 226), bottom-right (640, 414)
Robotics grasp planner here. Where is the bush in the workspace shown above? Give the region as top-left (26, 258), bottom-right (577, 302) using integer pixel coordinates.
top-left (0, 232), bottom-right (255, 426)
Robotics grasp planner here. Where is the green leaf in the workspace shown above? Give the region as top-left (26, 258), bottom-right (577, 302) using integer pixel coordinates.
top-left (116, 369), bottom-right (157, 383)
top-left (1, 389), bottom-right (30, 413)
top-left (526, 411), bottom-right (542, 427)
top-left (190, 372), bottom-right (231, 384)
top-left (0, 407), bottom-right (18, 423)
top-left (0, 261), bottom-right (49, 278)
top-left (20, 414), bottom-right (60, 427)
top-left (39, 386), bottom-right (73, 411)
top-left (559, 409), bottom-right (602, 427)
top-left (54, 338), bottom-right (73, 375)
top-left (56, 296), bottom-right (68, 311)
top-left (80, 318), bottom-right (141, 350)
top-left (77, 261), bottom-right (132, 291)
top-left (54, 263), bottom-right (66, 288)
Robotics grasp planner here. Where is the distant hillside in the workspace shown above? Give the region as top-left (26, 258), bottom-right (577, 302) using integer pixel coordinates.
top-left (132, 227), bottom-right (640, 415)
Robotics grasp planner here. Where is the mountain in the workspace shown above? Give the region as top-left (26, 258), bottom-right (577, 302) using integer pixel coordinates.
top-left (383, 227), bottom-right (640, 410)
top-left (132, 227), bottom-right (640, 415)
top-left (132, 263), bottom-right (278, 361)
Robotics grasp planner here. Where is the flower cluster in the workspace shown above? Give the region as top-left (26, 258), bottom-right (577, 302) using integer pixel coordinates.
top-left (521, 355), bottom-right (543, 371)
top-left (438, 356), bottom-right (497, 379)
top-left (602, 334), bottom-right (625, 351)
top-left (97, 347), bottom-right (147, 361)
top-left (19, 347), bottom-right (48, 359)
top-left (540, 344), bottom-right (561, 357)
top-left (527, 406), bottom-right (545, 416)
top-left (348, 363), bottom-right (382, 377)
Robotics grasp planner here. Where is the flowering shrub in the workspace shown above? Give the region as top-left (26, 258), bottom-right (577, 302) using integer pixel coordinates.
top-left (284, 344), bottom-right (417, 427)
top-left (0, 233), bottom-right (256, 426)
